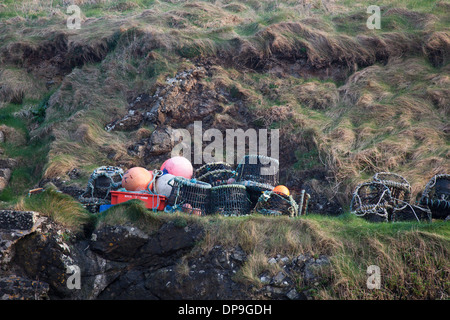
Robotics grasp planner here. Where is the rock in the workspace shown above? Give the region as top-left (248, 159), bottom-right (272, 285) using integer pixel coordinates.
top-left (0, 211), bottom-right (42, 265)
top-left (230, 246), bottom-right (246, 263)
top-left (147, 126), bottom-right (174, 155)
top-left (105, 110), bottom-right (144, 132)
top-left (268, 257), bottom-right (277, 265)
top-left (286, 288), bottom-right (301, 300)
top-left (0, 210), bottom-right (38, 231)
top-left (90, 225), bottom-right (149, 262)
top-left (271, 271), bottom-right (287, 286)
top-left (0, 168), bottom-right (11, 192)
top-left (0, 275), bottom-right (49, 300)
top-left (279, 256), bottom-right (290, 265)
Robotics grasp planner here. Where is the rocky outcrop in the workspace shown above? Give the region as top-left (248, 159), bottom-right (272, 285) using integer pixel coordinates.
top-left (0, 210), bottom-right (330, 300)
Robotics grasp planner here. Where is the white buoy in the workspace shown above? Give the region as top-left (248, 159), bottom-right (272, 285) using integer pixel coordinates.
top-left (155, 173), bottom-right (175, 197)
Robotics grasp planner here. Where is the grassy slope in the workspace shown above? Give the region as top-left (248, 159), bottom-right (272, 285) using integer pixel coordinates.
top-left (1, 0), bottom-right (449, 299)
top-left (0, 0), bottom-right (448, 206)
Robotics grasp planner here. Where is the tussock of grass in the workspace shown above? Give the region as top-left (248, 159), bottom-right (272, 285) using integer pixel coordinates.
top-left (15, 185), bottom-right (94, 232)
top-left (305, 213), bottom-right (449, 299)
top-left (95, 199), bottom-right (163, 232)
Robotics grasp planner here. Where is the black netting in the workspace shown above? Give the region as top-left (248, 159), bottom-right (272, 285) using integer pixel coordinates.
top-left (210, 184), bottom-right (252, 216)
top-left (79, 166), bottom-right (124, 212)
top-left (197, 169), bottom-right (237, 187)
top-left (350, 182), bottom-right (392, 222)
top-left (372, 172), bottom-right (411, 204)
top-left (238, 180), bottom-right (275, 209)
top-left (195, 162), bottom-right (234, 178)
top-left (392, 205), bottom-right (431, 222)
top-left (235, 155), bottom-right (279, 187)
top-left (166, 177), bottom-right (212, 216)
top-left (419, 174), bottom-right (450, 219)
top-left (255, 191), bottom-right (299, 217)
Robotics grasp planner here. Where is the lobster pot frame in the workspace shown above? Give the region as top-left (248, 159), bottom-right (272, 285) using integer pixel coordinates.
top-left (419, 174), bottom-right (450, 219)
top-left (79, 166), bottom-right (124, 212)
top-left (167, 177), bottom-right (212, 216)
top-left (373, 172), bottom-right (411, 204)
top-left (392, 204), bottom-right (431, 222)
top-left (255, 191), bottom-right (299, 217)
top-left (197, 169), bottom-right (236, 187)
top-left (238, 180), bottom-right (275, 209)
top-left (195, 162), bottom-right (234, 178)
top-left (210, 184), bottom-right (252, 216)
top-left (235, 155), bottom-right (279, 187)
top-left (350, 182), bottom-right (392, 222)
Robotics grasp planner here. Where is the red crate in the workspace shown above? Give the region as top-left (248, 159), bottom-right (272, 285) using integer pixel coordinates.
top-left (110, 191), bottom-right (166, 210)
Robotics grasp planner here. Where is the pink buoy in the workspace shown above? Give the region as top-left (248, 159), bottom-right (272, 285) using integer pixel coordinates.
top-left (160, 156), bottom-right (193, 179)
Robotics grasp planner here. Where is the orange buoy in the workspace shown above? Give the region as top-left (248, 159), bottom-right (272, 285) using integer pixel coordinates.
top-left (273, 185), bottom-right (290, 196)
top-left (122, 167), bottom-right (153, 191)
top-left (182, 203), bottom-right (193, 214)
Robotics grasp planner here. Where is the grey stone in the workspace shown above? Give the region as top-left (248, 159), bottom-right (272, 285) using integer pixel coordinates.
top-left (286, 288), bottom-right (300, 300)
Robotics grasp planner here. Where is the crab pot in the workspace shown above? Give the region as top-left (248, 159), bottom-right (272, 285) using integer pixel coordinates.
top-left (372, 172), bottom-right (411, 204)
top-left (167, 177), bottom-right (212, 216)
top-left (86, 166), bottom-right (123, 199)
top-left (392, 205), bottom-right (431, 222)
top-left (362, 211), bottom-right (389, 223)
top-left (210, 184), bottom-right (252, 216)
top-left (195, 162), bottom-right (233, 179)
top-left (419, 174), bottom-right (450, 220)
top-left (235, 155), bottom-right (279, 187)
top-left (197, 169), bottom-right (236, 187)
top-left (350, 182), bottom-right (392, 222)
top-left (238, 180), bottom-right (275, 208)
top-left (255, 191), bottom-right (299, 217)
top-left (79, 166), bottom-right (124, 212)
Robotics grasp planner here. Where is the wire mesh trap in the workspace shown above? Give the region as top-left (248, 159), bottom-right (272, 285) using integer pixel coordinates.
top-left (255, 191), bottom-right (299, 217)
top-left (372, 172), bottom-right (411, 204)
top-left (196, 169), bottom-right (237, 187)
top-left (350, 181), bottom-right (392, 222)
top-left (194, 162), bottom-right (234, 178)
top-left (419, 174), bottom-right (450, 219)
top-left (166, 177), bottom-right (212, 216)
top-left (235, 155), bottom-right (279, 187)
top-left (210, 184), bottom-right (252, 216)
top-left (238, 180), bottom-right (275, 209)
top-left (79, 166), bottom-right (124, 212)
top-left (392, 204), bottom-right (431, 222)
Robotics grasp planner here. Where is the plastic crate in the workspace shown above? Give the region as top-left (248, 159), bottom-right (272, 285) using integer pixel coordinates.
top-left (110, 191), bottom-right (166, 210)
top-left (99, 204), bottom-right (114, 212)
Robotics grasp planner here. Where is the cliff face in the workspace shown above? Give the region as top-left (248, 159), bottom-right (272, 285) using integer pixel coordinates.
top-left (0, 210), bottom-right (327, 300)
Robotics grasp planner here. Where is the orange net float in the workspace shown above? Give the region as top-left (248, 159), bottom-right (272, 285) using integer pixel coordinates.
top-left (273, 185), bottom-right (290, 196)
top-left (121, 167), bottom-right (154, 192)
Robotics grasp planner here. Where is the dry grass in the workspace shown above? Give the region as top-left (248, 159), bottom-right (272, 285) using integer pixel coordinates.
top-left (14, 184), bottom-right (94, 232)
top-left (0, 0), bottom-right (448, 209)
